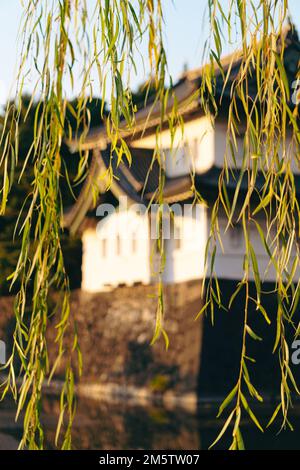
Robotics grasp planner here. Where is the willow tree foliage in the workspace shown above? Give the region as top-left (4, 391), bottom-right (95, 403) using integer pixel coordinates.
top-left (0, 0), bottom-right (299, 450)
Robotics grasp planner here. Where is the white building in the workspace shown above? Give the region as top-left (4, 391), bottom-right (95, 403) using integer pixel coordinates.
top-left (81, 203), bottom-right (208, 292)
top-left (65, 25), bottom-right (300, 293)
top-left (82, 208), bottom-right (151, 291)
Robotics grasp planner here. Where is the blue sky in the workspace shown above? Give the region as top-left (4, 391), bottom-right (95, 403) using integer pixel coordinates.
top-left (0, 1), bottom-right (300, 105)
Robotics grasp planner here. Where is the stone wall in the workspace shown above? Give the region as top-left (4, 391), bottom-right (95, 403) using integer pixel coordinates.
top-left (64, 281), bottom-right (203, 393)
top-left (0, 281), bottom-right (204, 396)
top-left (1, 279), bottom-right (296, 401)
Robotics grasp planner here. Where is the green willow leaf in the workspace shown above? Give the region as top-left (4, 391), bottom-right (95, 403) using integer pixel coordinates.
top-left (241, 393), bottom-right (264, 433)
top-left (217, 384), bottom-right (238, 418)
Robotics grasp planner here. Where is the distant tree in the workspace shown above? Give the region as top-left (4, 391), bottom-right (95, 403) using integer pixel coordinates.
top-left (0, 96), bottom-right (108, 293)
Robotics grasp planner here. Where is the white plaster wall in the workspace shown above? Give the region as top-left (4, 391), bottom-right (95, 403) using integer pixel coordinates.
top-left (82, 210), bottom-right (151, 292)
top-left (162, 205), bottom-right (207, 283)
top-left (82, 229), bottom-right (104, 292)
top-left (214, 123), bottom-right (241, 169)
top-left (214, 124), bottom-right (300, 175)
top-left (81, 205), bottom-right (299, 290)
top-left (164, 145), bottom-right (191, 178)
top-left (131, 116), bottom-right (215, 177)
top-left (207, 214), bottom-right (298, 282)
top-left (133, 117), bottom-right (300, 176)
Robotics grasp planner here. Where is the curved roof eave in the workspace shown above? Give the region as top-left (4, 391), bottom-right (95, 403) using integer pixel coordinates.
top-left (66, 78), bottom-right (200, 153)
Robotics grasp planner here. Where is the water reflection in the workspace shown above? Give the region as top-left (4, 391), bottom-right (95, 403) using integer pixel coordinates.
top-left (1, 395), bottom-right (300, 450)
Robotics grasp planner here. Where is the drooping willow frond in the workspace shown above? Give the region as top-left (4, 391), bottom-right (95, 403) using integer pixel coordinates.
top-left (0, 0), bottom-right (172, 450)
top-left (201, 0), bottom-right (300, 448)
top-left (0, 0), bottom-right (300, 450)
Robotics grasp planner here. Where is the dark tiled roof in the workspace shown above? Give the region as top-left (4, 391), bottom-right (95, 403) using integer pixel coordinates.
top-left (101, 147), bottom-right (160, 196)
top-left (195, 166), bottom-right (300, 202)
top-left (103, 148), bottom-right (300, 205)
top-left (64, 144), bottom-right (300, 233)
top-left (63, 22), bottom-right (300, 233)
top-left (100, 147), bottom-right (192, 204)
top-left (67, 23), bottom-right (300, 153)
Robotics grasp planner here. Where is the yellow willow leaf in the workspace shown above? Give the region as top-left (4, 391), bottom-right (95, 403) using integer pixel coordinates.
top-left (236, 427), bottom-right (245, 451)
top-left (241, 393), bottom-right (264, 433)
top-left (252, 188), bottom-right (273, 215)
top-left (217, 384), bottom-right (238, 418)
top-left (209, 410), bottom-right (235, 449)
top-left (246, 324), bottom-right (262, 341)
top-left (266, 403), bottom-right (282, 428)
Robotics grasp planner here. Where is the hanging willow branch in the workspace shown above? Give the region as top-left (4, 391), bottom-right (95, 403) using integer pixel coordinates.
top-left (0, 0), bottom-right (172, 450)
top-left (0, 0), bottom-right (300, 450)
top-left (201, 0), bottom-right (300, 448)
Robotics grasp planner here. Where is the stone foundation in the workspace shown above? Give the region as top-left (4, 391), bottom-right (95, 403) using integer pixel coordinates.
top-left (0, 281), bottom-right (204, 395)
top-left (1, 279), bottom-right (297, 401)
top-left (65, 281), bottom-right (203, 393)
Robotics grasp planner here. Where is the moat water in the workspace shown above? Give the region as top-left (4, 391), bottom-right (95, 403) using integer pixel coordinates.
top-left (1, 395), bottom-right (300, 450)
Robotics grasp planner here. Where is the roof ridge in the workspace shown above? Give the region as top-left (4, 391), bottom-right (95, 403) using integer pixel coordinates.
top-left (181, 19), bottom-right (299, 83)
